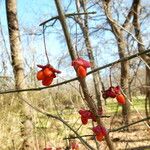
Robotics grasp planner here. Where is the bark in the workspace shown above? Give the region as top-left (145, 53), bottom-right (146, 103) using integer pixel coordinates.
top-left (102, 0), bottom-right (130, 127)
top-left (54, 0), bottom-right (115, 149)
top-left (75, 0), bottom-right (103, 109)
top-left (132, 0), bottom-right (150, 124)
top-left (6, 0), bottom-right (35, 149)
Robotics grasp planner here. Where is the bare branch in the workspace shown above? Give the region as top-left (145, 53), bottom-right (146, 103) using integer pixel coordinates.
top-left (17, 95), bottom-right (94, 150)
top-left (63, 116), bottom-right (150, 139)
top-left (102, 0), bottom-right (144, 45)
top-left (0, 49), bottom-right (149, 95)
top-left (39, 12), bottom-right (96, 26)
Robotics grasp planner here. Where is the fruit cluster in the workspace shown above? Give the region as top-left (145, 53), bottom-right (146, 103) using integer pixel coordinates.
top-left (36, 59), bottom-right (127, 145)
top-left (70, 141), bottom-right (79, 150)
top-left (36, 58), bottom-right (91, 86)
top-left (79, 108), bottom-right (106, 142)
top-left (79, 109), bottom-right (102, 124)
top-left (72, 57), bottom-right (91, 78)
top-left (92, 125), bottom-right (107, 141)
top-left (102, 86), bottom-right (126, 104)
top-left (36, 64), bottom-right (61, 86)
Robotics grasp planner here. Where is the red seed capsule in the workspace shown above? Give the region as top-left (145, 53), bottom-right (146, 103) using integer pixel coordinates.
top-left (42, 77), bottom-right (53, 86)
top-left (37, 70), bottom-right (45, 80)
top-left (116, 94), bottom-right (126, 104)
top-left (77, 66), bottom-right (87, 78)
top-left (81, 117), bottom-right (88, 125)
top-left (43, 68), bottom-right (53, 77)
top-left (96, 133), bottom-right (104, 142)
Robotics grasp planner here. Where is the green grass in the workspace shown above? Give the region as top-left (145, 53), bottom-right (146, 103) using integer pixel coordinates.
top-left (105, 96), bottom-right (145, 114)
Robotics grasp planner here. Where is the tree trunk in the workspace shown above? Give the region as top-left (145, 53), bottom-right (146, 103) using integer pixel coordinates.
top-left (102, 0), bottom-right (130, 127)
top-left (75, 0), bottom-right (103, 110)
top-left (6, 0), bottom-right (34, 149)
top-left (132, 0), bottom-right (150, 124)
top-left (54, 0), bottom-right (114, 149)
top-left (117, 35), bottom-right (130, 127)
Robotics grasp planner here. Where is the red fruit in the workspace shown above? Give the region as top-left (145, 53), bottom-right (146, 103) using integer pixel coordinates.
top-left (77, 66), bottom-right (87, 78)
top-left (113, 86), bottom-right (121, 95)
top-left (102, 87), bottom-right (116, 99)
top-left (42, 77), bottom-right (53, 86)
top-left (81, 117), bottom-right (88, 125)
top-left (71, 141), bottom-right (79, 150)
top-left (92, 125), bottom-right (107, 136)
top-left (72, 57), bottom-right (91, 69)
top-left (96, 133), bottom-right (104, 142)
top-left (43, 68), bottom-right (53, 77)
top-left (116, 94), bottom-right (126, 104)
top-left (37, 70), bottom-right (45, 80)
top-left (79, 109), bottom-right (91, 118)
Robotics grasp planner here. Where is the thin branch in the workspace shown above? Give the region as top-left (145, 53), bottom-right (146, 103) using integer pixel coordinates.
top-left (63, 116), bottom-right (150, 140)
top-left (39, 12), bottom-right (96, 26)
top-left (0, 49), bottom-right (150, 95)
top-left (122, 0), bottom-right (135, 28)
top-left (106, 15), bottom-right (144, 46)
top-left (110, 116), bottom-right (150, 132)
top-left (138, 56), bottom-right (150, 70)
top-left (42, 25), bottom-right (50, 64)
top-left (102, 1), bottom-right (144, 46)
top-left (17, 95), bottom-right (94, 150)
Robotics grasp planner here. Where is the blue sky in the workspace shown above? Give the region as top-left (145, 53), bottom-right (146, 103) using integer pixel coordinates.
top-left (0, 0), bottom-right (149, 82)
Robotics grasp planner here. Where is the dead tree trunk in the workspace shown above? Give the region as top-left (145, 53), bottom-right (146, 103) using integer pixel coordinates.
top-left (132, 0), bottom-right (150, 124)
top-left (54, 0), bottom-right (114, 149)
top-left (6, 0), bottom-right (34, 149)
top-left (75, 0), bottom-right (103, 109)
top-left (102, 0), bottom-right (130, 127)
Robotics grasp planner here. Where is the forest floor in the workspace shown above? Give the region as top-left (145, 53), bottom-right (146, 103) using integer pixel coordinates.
top-left (77, 113), bottom-right (150, 150)
top-left (1, 94), bottom-right (150, 150)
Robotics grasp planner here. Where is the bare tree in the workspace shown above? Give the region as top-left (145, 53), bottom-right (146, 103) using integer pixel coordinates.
top-left (5, 0), bottom-right (35, 149)
top-left (54, 0), bottom-right (114, 149)
top-left (74, 0), bottom-right (104, 110)
top-left (132, 0), bottom-right (150, 124)
top-left (102, 0), bottom-right (131, 127)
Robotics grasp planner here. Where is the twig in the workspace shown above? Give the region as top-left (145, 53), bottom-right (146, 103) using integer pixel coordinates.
top-left (42, 25), bottom-right (50, 64)
top-left (106, 15), bottom-right (144, 46)
top-left (63, 116), bottom-right (150, 140)
top-left (138, 56), bottom-right (150, 70)
top-left (120, 89), bottom-right (150, 129)
top-left (110, 116), bottom-right (150, 132)
top-left (39, 12), bottom-right (96, 26)
top-left (0, 49), bottom-right (150, 95)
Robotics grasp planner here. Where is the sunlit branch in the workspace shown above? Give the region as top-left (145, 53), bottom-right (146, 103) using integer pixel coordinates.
top-left (63, 116), bottom-right (150, 140)
top-left (39, 12), bottom-right (96, 26)
top-left (0, 49), bottom-right (150, 95)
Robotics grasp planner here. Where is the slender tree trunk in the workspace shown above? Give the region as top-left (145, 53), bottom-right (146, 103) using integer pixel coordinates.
top-left (102, 0), bottom-right (130, 127)
top-left (6, 0), bottom-right (34, 149)
top-left (54, 0), bottom-right (114, 149)
top-left (132, 0), bottom-right (150, 124)
top-left (117, 35), bottom-right (130, 127)
top-left (75, 0), bottom-right (103, 110)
